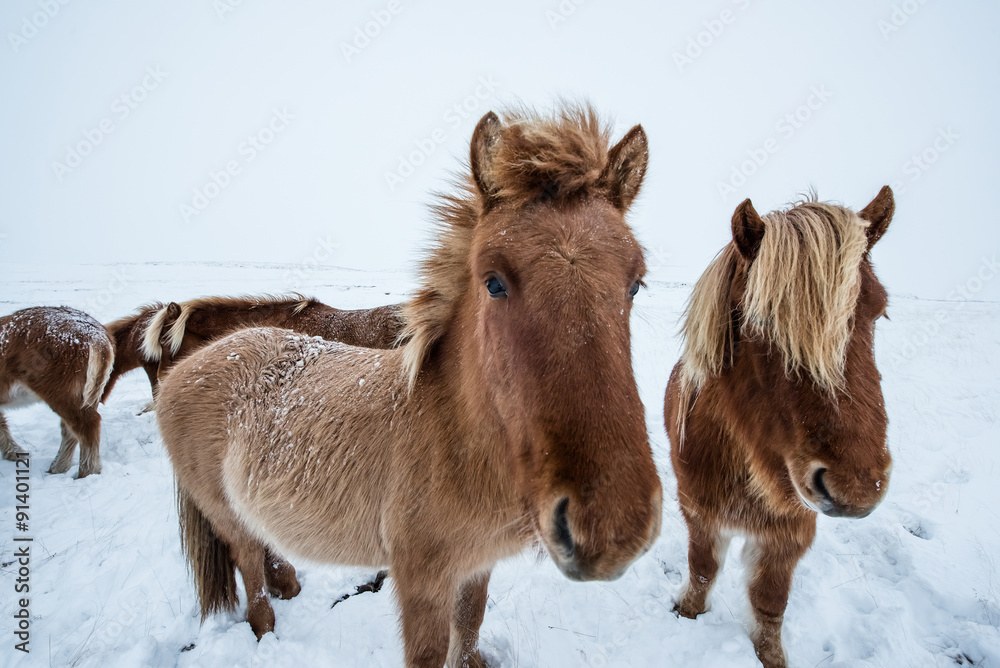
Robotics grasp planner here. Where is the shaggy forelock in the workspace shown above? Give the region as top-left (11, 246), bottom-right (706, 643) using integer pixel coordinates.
top-left (400, 104), bottom-right (619, 389)
top-left (677, 197), bottom-right (870, 438)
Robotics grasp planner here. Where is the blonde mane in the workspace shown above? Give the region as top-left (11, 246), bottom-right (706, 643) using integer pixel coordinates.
top-left (401, 104), bottom-right (618, 388)
top-left (141, 294), bottom-right (315, 360)
top-left (677, 198), bottom-right (871, 437)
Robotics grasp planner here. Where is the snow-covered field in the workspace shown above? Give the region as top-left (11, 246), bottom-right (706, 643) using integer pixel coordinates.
top-left (0, 262), bottom-right (997, 668)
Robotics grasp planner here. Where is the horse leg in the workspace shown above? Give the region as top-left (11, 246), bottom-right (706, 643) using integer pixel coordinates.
top-left (60, 407), bottom-right (102, 478)
top-left (447, 570), bottom-right (490, 668)
top-left (135, 363), bottom-right (159, 414)
top-left (144, 363), bottom-right (160, 399)
top-left (675, 522), bottom-right (730, 618)
top-left (395, 567), bottom-right (453, 668)
top-left (742, 529), bottom-right (812, 668)
top-left (264, 548), bottom-right (301, 600)
top-left (232, 538), bottom-right (275, 639)
top-left (48, 420), bottom-right (80, 475)
top-left (0, 414), bottom-right (28, 461)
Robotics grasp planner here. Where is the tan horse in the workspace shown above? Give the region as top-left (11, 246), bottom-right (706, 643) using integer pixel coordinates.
top-left (102, 296), bottom-right (403, 401)
top-left (157, 105), bottom-right (663, 667)
top-left (0, 306), bottom-right (114, 477)
top-left (665, 187), bottom-right (896, 667)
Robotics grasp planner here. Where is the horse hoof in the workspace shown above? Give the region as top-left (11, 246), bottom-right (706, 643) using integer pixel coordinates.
top-left (2, 448), bottom-right (27, 462)
top-left (672, 601), bottom-right (704, 620)
top-left (247, 598), bottom-right (274, 642)
top-left (268, 578), bottom-right (301, 600)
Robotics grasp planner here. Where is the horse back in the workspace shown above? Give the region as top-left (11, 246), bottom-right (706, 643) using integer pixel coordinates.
top-left (0, 306), bottom-right (111, 408)
top-left (158, 327), bottom-right (403, 566)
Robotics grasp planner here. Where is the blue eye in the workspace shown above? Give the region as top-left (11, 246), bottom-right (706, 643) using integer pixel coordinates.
top-left (485, 275), bottom-right (507, 298)
top-left (629, 280), bottom-right (641, 299)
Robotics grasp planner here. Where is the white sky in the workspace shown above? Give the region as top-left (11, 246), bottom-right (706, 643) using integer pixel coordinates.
top-left (1, 0), bottom-right (997, 302)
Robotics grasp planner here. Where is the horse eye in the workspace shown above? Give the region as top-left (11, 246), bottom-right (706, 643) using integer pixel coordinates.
top-left (628, 280), bottom-right (641, 299)
top-left (485, 275), bottom-right (507, 298)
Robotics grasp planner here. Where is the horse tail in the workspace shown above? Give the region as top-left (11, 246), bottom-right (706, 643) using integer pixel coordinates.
top-left (140, 304), bottom-right (173, 361)
top-left (177, 485), bottom-right (237, 620)
top-left (162, 302), bottom-right (193, 358)
top-left (82, 337), bottom-right (115, 409)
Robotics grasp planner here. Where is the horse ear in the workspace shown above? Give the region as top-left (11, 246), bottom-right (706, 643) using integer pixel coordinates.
top-left (602, 124), bottom-right (648, 211)
top-left (470, 111), bottom-right (502, 205)
top-left (732, 198), bottom-right (765, 260)
top-left (859, 185), bottom-right (894, 249)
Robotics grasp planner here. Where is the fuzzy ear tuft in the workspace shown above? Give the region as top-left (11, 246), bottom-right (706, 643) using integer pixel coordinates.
top-left (601, 124), bottom-right (648, 211)
top-left (470, 111), bottom-right (502, 207)
top-left (859, 185), bottom-right (894, 249)
top-left (731, 198), bottom-right (765, 260)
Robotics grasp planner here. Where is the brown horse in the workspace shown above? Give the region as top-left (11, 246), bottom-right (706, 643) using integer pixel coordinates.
top-left (0, 306), bottom-right (115, 477)
top-left (102, 303), bottom-right (164, 402)
top-left (102, 296), bottom-right (404, 401)
top-left (156, 105), bottom-right (663, 667)
top-left (665, 187), bottom-right (896, 667)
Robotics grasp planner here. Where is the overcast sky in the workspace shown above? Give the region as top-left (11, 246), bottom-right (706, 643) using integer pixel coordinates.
top-left (1, 0), bottom-right (997, 302)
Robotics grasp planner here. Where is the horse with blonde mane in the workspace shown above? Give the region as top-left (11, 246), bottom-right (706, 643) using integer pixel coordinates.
top-left (664, 187), bottom-right (895, 668)
top-left (157, 105), bottom-right (662, 667)
top-left (102, 297), bottom-right (403, 402)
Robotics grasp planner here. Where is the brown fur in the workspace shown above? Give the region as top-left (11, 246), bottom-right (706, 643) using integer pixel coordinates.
top-left (665, 187), bottom-right (896, 668)
top-left (157, 105), bottom-right (662, 667)
top-left (101, 297), bottom-right (404, 402)
top-left (0, 306), bottom-right (115, 477)
top-left (102, 304), bottom-right (164, 402)
top-left (144, 295), bottom-right (405, 388)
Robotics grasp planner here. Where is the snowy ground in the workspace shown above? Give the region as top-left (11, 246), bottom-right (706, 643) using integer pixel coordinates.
top-left (0, 262), bottom-right (998, 668)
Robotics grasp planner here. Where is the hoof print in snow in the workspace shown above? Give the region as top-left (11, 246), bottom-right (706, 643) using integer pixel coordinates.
top-left (904, 521), bottom-right (931, 540)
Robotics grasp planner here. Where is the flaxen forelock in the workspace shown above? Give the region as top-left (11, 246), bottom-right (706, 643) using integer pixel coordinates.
top-left (677, 197), bottom-right (870, 435)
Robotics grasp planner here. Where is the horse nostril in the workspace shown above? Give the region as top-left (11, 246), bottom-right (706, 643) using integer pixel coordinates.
top-left (813, 468), bottom-right (831, 502)
top-left (553, 497), bottom-right (575, 559)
